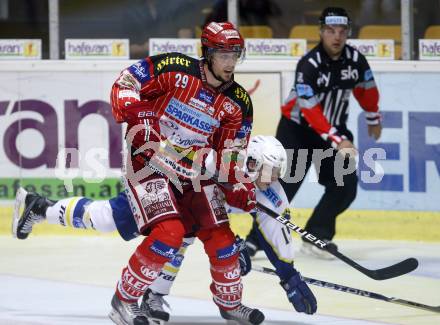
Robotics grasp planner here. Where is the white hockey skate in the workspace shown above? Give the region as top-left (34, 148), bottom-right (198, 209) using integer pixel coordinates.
top-left (109, 294), bottom-right (149, 325)
top-left (140, 289), bottom-right (170, 325)
top-left (12, 187), bottom-right (50, 239)
top-left (219, 304), bottom-right (265, 325)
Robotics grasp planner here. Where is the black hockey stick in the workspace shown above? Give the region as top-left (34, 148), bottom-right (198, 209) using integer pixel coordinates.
top-left (253, 202), bottom-right (418, 280)
top-left (253, 265), bottom-right (440, 313)
top-left (137, 144), bottom-right (418, 280)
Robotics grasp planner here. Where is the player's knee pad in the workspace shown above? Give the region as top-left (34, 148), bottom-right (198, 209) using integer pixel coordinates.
top-left (137, 218), bottom-right (185, 264)
top-left (199, 225), bottom-right (243, 310)
top-left (157, 235), bottom-right (194, 276)
top-left (199, 224), bottom-right (237, 265)
top-left (149, 236), bottom-right (195, 295)
top-left (119, 219), bottom-right (185, 301)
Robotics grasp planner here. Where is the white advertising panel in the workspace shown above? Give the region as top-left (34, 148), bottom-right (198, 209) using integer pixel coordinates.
top-left (65, 39), bottom-right (129, 60)
top-left (245, 39), bottom-right (306, 59)
top-left (0, 39), bottom-right (42, 59)
top-left (149, 38), bottom-right (201, 57)
top-left (419, 39), bottom-right (440, 60)
top-left (148, 38), bottom-right (307, 59)
top-left (347, 39), bottom-right (395, 60)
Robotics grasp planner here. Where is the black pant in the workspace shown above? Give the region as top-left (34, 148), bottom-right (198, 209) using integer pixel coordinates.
top-left (275, 116), bottom-right (358, 240)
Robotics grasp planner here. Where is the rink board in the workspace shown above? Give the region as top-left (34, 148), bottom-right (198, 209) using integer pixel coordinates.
top-left (1, 205), bottom-right (439, 241)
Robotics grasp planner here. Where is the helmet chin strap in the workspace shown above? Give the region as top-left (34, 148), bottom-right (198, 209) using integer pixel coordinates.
top-left (207, 57), bottom-right (226, 83)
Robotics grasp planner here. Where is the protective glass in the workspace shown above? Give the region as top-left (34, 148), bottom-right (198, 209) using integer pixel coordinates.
top-left (210, 48), bottom-right (246, 64)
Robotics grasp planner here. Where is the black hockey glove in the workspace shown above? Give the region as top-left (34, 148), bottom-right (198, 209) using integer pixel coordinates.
top-left (236, 236), bottom-right (251, 276)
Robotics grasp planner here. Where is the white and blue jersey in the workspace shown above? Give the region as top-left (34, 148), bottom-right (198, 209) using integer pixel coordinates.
top-left (228, 181), bottom-right (297, 282)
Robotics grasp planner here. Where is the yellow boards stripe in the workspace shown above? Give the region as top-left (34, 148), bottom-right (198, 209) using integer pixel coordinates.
top-left (1, 205), bottom-right (439, 240)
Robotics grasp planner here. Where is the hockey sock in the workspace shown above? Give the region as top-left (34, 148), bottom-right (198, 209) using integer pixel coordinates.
top-left (45, 197), bottom-right (93, 229)
top-left (149, 236), bottom-right (195, 295)
top-left (199, 225), bottom-right (243, 310)
top-left (116, 218), bottom-right (185, 302)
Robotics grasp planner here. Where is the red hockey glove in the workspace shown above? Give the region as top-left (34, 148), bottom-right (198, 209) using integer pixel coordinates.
top-left (124, 101), bottom-right (161, 161)
top-left (223, 181), bottom-right (256, 212)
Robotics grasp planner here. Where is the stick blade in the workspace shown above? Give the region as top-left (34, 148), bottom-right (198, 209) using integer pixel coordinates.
top-left (369, 258), bottom-right (418, 280)
top-left (391, 298), bottom-right (440, 313)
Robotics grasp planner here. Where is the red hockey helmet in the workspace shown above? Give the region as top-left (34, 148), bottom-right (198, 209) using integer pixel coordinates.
top-left (201, 22), bottom-right (245, 53)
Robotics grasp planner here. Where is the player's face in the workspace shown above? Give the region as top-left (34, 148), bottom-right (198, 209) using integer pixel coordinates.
top-left (255, 165), bottom-right (281, 191)
top-left (210, 50), bottom-right (241, 82)
top-left (320, 25), bottom-right (349, 58)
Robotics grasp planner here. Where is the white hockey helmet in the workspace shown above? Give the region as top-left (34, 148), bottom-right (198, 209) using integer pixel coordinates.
top-left (246, 135), bottom-right (287, 179)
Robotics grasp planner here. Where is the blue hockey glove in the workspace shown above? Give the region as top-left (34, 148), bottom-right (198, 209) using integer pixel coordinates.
top-left (236, 236), bottom-right (251, 276)
top-left (281, 272), bottom-right (317, 314)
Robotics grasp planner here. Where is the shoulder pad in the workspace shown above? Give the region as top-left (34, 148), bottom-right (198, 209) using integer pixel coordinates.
top-left (226, 83), bottom-right (253, 114)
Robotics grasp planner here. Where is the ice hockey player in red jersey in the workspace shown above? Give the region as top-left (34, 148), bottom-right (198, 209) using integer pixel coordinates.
top-left (13, 136), bottom-right (317, 325)
top-left (108, 21), bottom-right (263, 325)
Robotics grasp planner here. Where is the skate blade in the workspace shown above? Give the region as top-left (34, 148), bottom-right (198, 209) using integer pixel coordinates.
top-left (223, 317), bottom-right (252, 325)
top-left (12, 187), bottom-right (27, 238)
top-left (108, 309), bottom-right (129, 325)
top-left (226, 320), bottom-right (252, 325)
top-left (148, 318), bottom-right (165, 325)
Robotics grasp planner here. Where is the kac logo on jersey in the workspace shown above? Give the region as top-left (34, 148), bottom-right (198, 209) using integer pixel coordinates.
top-left (296, 83), bottom-right (314, 97)
top-left (197, 88), bottom-right (214, 104)
top-left (223, 101), bottom-right (236, 114)
top-left (341, 66), bottom-right (359, 81)
top-left (128, 60), bottom-right (150, 83)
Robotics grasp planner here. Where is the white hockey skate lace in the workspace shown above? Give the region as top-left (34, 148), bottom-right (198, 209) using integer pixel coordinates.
top-left (230, 304), bottom-right (254, 320)
top-left (20, 212), bottom-right (44, 234)
top-left (148, 292), bottom-right (170, 312)
top-left (125, 301), bottom-right (144, 317)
